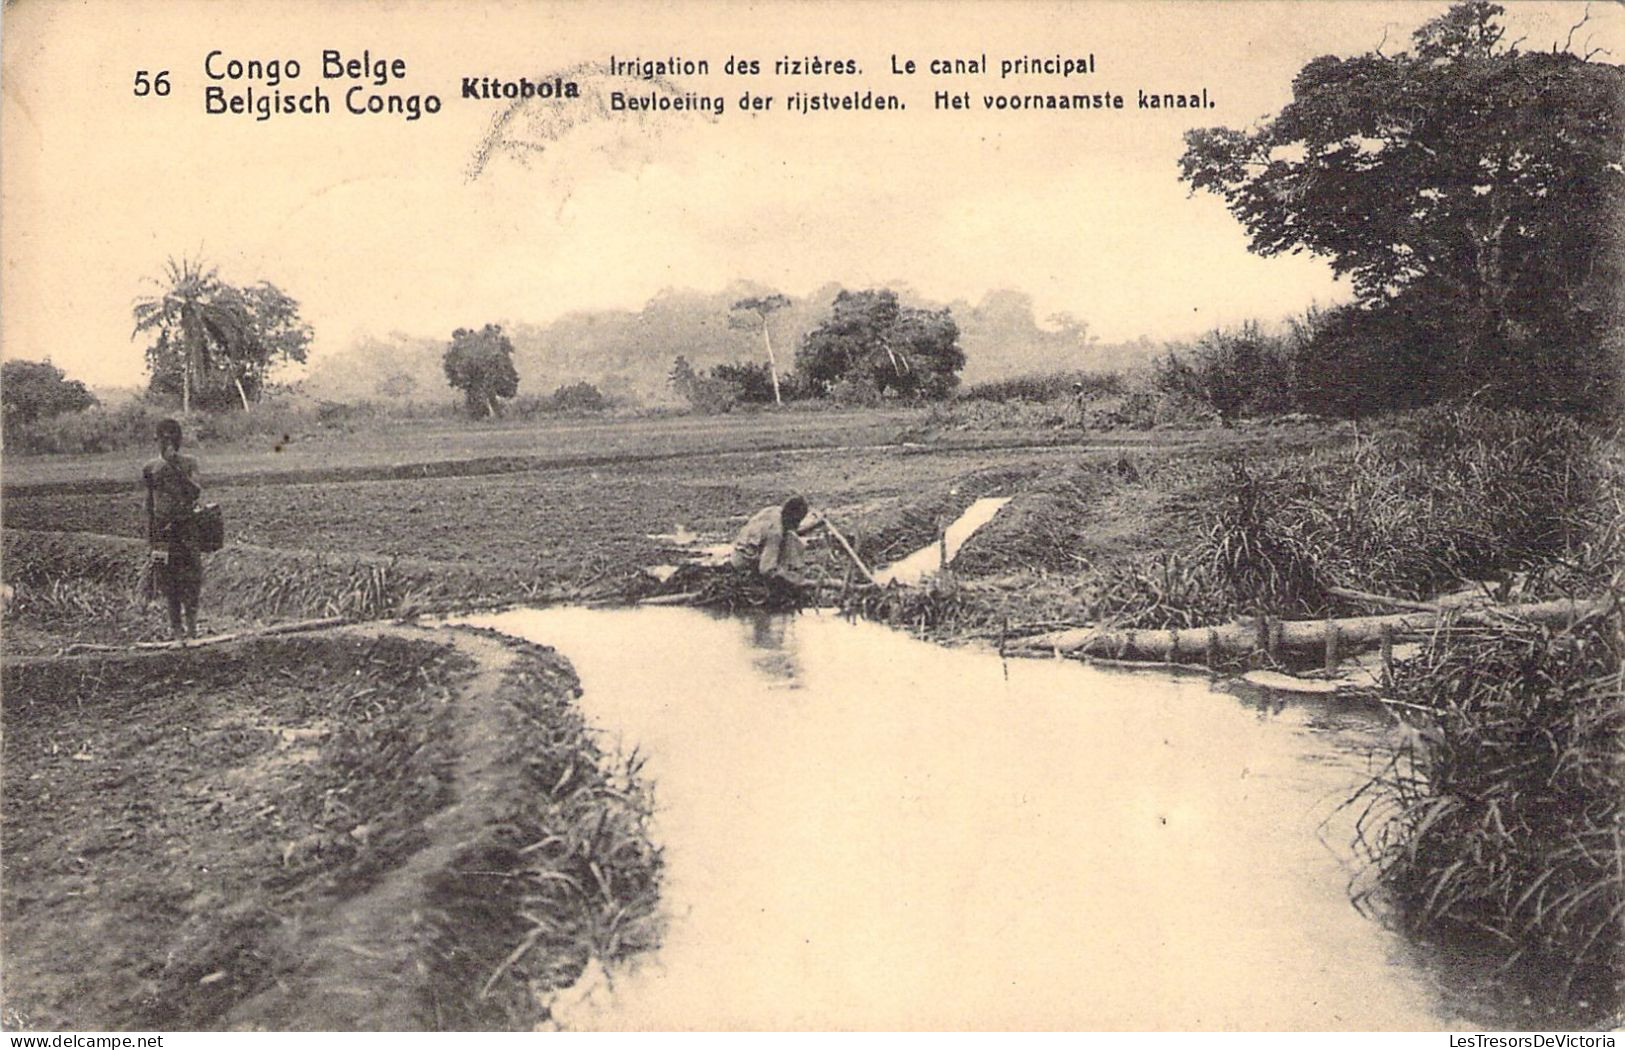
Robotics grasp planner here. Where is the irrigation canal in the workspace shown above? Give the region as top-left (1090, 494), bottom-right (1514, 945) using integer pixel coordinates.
top-left (461, 605), bottom-right (1522, 1029)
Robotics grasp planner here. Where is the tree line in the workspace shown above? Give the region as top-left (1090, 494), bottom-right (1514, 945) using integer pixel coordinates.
top-left (5, 2), bottom-right (1618, 435)
top-left (669, 288), bottom-right (967, 412)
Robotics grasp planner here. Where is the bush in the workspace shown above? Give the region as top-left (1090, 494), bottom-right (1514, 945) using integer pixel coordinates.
top-left (1, 395), bottom-right (389, 455)
top-left (667, 355), bottom-right (737, 415)
top-left (708, 362), bottom-right (778, 404)
top-left (6, 401), bottom-right (166, 455)
top-left (1155, 322), bottom-right (1292, 425)
top-left (548, 382), bottom-right (610, 413)
top-left (1289, 304), bottom-right (1445, 418)
top-left (829, 376), bottom-right (885, 407)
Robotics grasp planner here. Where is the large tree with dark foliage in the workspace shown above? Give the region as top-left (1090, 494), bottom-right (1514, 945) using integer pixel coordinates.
top-left (1, 360), bottom-right (97, 434)
top-left (796, 289), bottom-right (965, 399)
top-left (1180, 2), bottom-right (1625, 413)
top-left (443, 324), bottom-right (520, 417)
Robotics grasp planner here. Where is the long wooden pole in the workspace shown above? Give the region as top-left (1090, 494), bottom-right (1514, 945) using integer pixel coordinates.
top-left (1325, 585), bottom-right (1441, 612)
top-left (1006, 598), bottom-right (1610, 661)
top-left (816, 512), bottom-right (879, 587)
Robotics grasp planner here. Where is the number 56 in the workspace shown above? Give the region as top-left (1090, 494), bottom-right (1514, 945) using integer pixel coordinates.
top-left (133, 70), bottom-right (171, 97)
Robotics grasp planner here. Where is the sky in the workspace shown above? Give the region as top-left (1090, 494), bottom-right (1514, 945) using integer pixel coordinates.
top-left (3, 0), bottom-right (1621, 388)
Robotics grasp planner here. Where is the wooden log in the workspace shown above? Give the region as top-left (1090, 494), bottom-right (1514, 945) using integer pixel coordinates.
top-left (637, 591), bottom-right (704, 606)
top-left (1005, 598), bottom-right (1610, 661)
top-left (1326, 586), bottom-right (1441, 612)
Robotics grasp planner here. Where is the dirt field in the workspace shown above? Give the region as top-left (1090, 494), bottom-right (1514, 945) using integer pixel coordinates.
top-left (1, 412), bottom-right (1306, 643)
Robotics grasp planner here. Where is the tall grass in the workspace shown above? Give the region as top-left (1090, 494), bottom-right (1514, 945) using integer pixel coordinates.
top-left (0, 531), bottom-right (535, 647)
top-left (207, 551), bottom-right (428, 620)
top-left (1323, 409), bottom-right (1625, 1014)
top-left (1204, 461), bottom-right (1327, 614)
top-left (1191, 407), bottom-right (1615, 611)
top-left (426, 646), bottom-right (663, 1026)
top-left (1349, 600), bottom-right (1623, 1009)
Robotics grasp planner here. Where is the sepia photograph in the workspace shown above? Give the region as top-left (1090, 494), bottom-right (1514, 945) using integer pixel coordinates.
top-left (1, 0), bottom-right (1621, 1034)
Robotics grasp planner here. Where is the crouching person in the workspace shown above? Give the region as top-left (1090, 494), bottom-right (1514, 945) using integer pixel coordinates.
top-left (144, 418), bottom-right (203, 639)
top-left (730, 495), bottom-right (823, 587)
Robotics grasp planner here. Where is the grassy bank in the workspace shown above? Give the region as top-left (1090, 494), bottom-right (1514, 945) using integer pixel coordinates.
top-left (850, 408), bottom-right (1620, 648)
top-left (0, 630), bottom-right (661, 1030)
top-left (0, 530), bottom-right (597, 652)
top-left (1352, 601), bottom-right (1623, 1019)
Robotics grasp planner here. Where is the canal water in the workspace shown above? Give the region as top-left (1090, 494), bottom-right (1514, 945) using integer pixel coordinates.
top-left (462, 605), bottom-right (1507, 1030)
top-left (873, 496), bottom-right (1013, 586)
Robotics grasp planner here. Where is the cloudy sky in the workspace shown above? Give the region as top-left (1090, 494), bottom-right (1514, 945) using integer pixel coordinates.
top-left (3, 0), bottom-right (1619, 387)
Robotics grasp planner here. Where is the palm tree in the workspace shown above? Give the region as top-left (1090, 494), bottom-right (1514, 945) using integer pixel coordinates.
top-left (132, 257), bottom-right (249, 413)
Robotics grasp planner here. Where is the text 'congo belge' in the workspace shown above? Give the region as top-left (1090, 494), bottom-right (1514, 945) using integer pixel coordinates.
top-left (203, 49), bottom-right (443, 121)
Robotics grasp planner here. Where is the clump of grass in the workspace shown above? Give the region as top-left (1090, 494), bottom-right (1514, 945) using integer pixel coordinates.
top-left (6, 576), bottom-right (142, 628)
top-left (1349, 598), bottom-right (1624, 1013)
top-left (1177, 407), bottom-right (1616, 615)
top-left (2, 530), bottom-right (144, 589)
top-left (208, 552), bottom-right (428, 620)
top-left (1203, 460), bottom-right (1328, 615)
top-left (422, 646), bottom-right (662, 1028)
top-left (1083, 552), bottom-right (1235, 630)
top-left (842, 579), bottom-right (978, 632)
top-left (1314, 407), bottom-right (1605, 597)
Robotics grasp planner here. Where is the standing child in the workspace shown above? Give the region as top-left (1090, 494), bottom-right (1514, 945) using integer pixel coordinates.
top-left (143, 418), bottom-right (203, 639)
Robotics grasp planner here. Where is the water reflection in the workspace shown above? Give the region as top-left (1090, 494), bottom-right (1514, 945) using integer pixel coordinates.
top-left (741, 610), bottom-right (801, 685)
top-left (460, 606), bottom-right (1533, 1030)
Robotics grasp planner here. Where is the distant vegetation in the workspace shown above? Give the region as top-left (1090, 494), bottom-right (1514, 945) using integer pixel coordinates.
top-left (291, 281), bottom-right (1142, 412)
top-left (11, 2), bottom-right (1619, 452)
top-left (1, 360), bottom-right (97, 440)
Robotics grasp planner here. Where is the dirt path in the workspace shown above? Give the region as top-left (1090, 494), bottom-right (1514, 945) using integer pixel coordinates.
top-left (221, 626), bottom-right (520, 1030)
